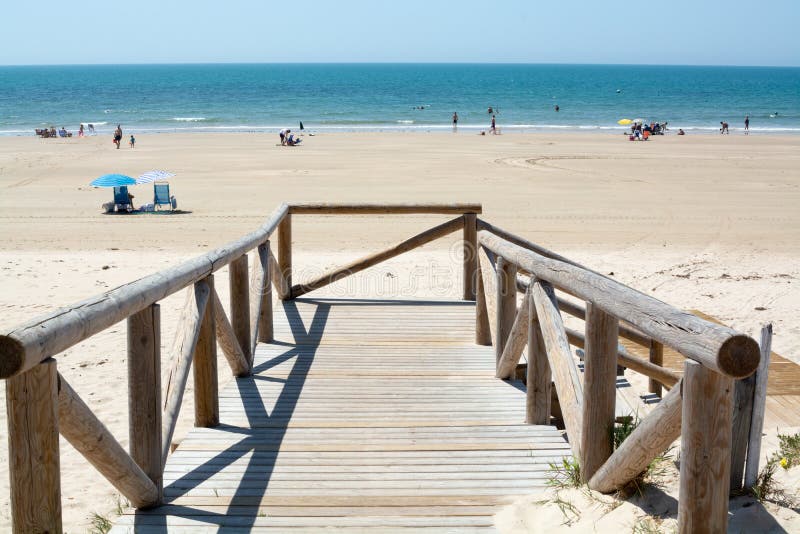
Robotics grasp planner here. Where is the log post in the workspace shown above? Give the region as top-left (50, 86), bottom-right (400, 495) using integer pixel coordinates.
top-left (194, 275), bottom-right (219, 428)
top-left (744, 324), bottom-right (772, 489)
top-left (229, 254), bottom-right (251, 366)
top-left (649, 340), bottom-right (664, 397)
top-left (6, 358), bottom-right (61, 534)
top-left (127, 303), bottom-right (163, 502)
top-left (211, 290), bottom-right (251, 377)
top-left (581, 302), bottom-right (619, 482)
top-left (495, 256), bottom-right (517, 366)
top-left (496, 291), bottom-right (530, 379)
top-left (463, 213), bottom-right (478, 301)
top-left (475, 259), bottom-right (491, 345)
top-left (256, 241), bottom-right (273, 344)
top-left (527, 284), bottom-right (551, 424)
top-left (678, 361), bottom-right (734, 534)
top-left (277, 213), bottom-right (292, 299)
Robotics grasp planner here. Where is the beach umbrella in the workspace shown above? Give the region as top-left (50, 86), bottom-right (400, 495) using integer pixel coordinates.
top-left (617, 119), bottom-right (632, 125)
top-left (136, 170), bottom-right (176, 185)
top-left (90, 174), bottom-right (136, 187)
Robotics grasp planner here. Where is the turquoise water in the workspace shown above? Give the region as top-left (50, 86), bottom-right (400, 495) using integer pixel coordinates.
top-left (1, 64), bottom-right (798, 135)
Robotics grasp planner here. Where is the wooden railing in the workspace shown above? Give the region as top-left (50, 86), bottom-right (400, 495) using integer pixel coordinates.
top-left (475, 222), bottom-right (768, 533)
top-left (0, 202), bottom-right (768, 534)
top-left (0, 202), bottom-right (480, 533)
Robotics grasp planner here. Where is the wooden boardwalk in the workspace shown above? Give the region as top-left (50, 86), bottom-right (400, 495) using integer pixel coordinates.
top-left (112, 298), bottom-right (571, 533)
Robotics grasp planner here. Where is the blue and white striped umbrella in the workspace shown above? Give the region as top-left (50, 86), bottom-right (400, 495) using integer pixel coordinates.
top-left (90, 174), bottom-right (136, 187)
top-left (136, 170), bottom-right (176, 185)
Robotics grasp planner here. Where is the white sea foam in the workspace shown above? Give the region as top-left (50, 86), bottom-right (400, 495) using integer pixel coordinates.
top-left (396, 120), bottom-right (414, 124)
top-left (81, 121), bottom-right (108, 126)
top-left (172, 117), bottom-right (207, 122)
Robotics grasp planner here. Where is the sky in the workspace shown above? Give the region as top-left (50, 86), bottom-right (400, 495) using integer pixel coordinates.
top-left (1, 0), bottom-right (798, 67)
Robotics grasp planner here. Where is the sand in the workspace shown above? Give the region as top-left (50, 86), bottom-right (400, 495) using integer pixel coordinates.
top-left (0, 131), bottom-right (798, 531)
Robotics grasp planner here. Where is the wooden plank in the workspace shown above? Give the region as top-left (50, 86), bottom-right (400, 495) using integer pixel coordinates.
top-left (6, 358), bottom-right (61, 533)
top-left (678, 361), bottom-right (734, 533)
top-left (730, 372), bottom-right (756, 492)
top-left (474, 258), bottom-right (491, 345)
top-left (527, 283), bottom-right (551, 425)
top-left (744, 324), bottom-right (772, 489)
top-left (127, 303), bottom-right (163, 503)
top-left (495, 256), bottom-right (517, 366)
top-left (479, 230), bottom-right (760, 378)
top-left (649, 340), bottom-right (664, 396)
top-left (0, 202), bottom-right (288, 379)
top-left (289, 202), bottom-right (482, 214)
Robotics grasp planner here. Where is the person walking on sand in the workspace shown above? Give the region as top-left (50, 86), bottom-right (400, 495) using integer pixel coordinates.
top-left (452, 112), bottom-right (458, 131)
top-left (744, 115), bottom-right (750, 134)
top-left (113, 124), bottom-right (122, 148)
top-left (490, 115), bottom-right (496, 134)
top-left (78, 124), bottom-right (84, 137)
top-left (129, 135), bottom-right (136, 148)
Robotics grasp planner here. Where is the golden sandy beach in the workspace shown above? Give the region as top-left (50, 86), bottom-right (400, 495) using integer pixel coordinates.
top-left (1, 131), bottom-right (799, 530)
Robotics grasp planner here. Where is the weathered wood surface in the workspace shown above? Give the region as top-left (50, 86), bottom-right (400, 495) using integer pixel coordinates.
top-left (580, 303), bottom-right (619, 482)
top-left (291, 216), bottom-right (463, 298)
top-left (496, 291), bottom-right (530, 379)
top-left (111, 296), bottom-right (569, 532)
top-left (127, 304), bottom-right (163, 502)
top-left (744, 324), bottom-right (773, 489)
top-left (526, 285), bottom-right (551, 425)
top-left (58, 373), bottom-right (160, 508)
top-left (463, 213), bottom-right (478, 301)
top-left (289, 202), bottom-right (482, 214)
top-left (531, 280), bottom-right (583, 459)
top-left (588, 377), bottom-right (683, 493)
top-left (229, 254), bottom-right (252, 364)
top-left (277, 213), bottom-right (292, 299)
top-left (649, 340), bottom-right (664, 396)
top-left (193, 277), bottom-right (219, 428)
top-left (161, 280), bottom-right (211, 465)
top-left (0, 203), bottom-right (288, 379)
top-left (730, 372), bottom-right (756, 492)
top-left (478, 245), bottom-right (498, 345)
top-left (678, 361), bottom-right (734, 533)
top-left (211, 289), bottom-right (251, 377)
top-left (6, 358), bottom-right (61, 534)
top-left (479, 231), bottom-right (760, 378)
top-left (475, 258), bottom-right (492, 345)
top-left (253, 242), bottom-right (273, 347)
top-left (495, 257), bottom-right (518, 366)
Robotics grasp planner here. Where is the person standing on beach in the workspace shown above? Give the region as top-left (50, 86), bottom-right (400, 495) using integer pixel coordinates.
top-left (744, 115), bottom-right (750, 134)
top-left (113, 124), bottom-right (122, 148)
top-left (490, 115), bottom-right (496, 134)
top-left (452, 112), bottom-right (458, 131)
top-left (720, 121), bottom-right (729, 134)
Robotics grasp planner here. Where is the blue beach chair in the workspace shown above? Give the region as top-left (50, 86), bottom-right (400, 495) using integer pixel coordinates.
top-left (153, 182), bottom-right (174, 211)
top-left (113, 186), bottom-right (133, 212)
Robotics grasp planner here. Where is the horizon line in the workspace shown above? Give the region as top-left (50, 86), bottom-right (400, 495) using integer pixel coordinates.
top-left (1, 61), bottom-right (799, 69)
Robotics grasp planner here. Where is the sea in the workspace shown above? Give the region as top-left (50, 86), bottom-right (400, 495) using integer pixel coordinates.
top-left (1, 63), bottom-right (798, 136)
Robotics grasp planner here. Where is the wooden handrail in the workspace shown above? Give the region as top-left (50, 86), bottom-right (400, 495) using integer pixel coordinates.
top-left (479, 230), bottom-right (760, 378)
top-left (291, 216), bottom-right (464, 298)
top-left (0, 203), bottom-right (288, 379)
top-left (288, 202), bottom-right (482, 215)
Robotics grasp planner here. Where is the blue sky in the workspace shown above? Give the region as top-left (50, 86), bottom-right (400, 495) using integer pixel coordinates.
top-left (2, 0), bottom-right (798, 66)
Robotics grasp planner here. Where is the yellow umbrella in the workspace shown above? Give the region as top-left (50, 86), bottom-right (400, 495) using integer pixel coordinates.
top-left (618, 119), bottom-right (632, 125)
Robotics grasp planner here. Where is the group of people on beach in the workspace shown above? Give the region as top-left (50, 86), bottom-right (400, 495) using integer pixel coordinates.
top-left (279, 128), bottom-right (302, 146)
